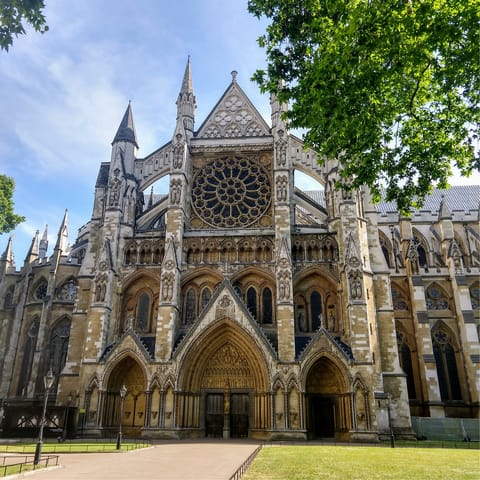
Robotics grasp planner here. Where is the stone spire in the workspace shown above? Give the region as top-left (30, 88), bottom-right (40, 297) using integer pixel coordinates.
top-left (438, 194), bottom-right (452, 221)
top-left (55, 209), bottom-right (69, 252)
top-left (39, 225), bottom-right (48, 258)
top-left (0, 235), bottom-right (15, 277)
top-left (112, 102), bottom-right (138, 148)
top-left (176, 56), bottom-right (196, 137)
top-left (24, 230), bottom-right (39, 265)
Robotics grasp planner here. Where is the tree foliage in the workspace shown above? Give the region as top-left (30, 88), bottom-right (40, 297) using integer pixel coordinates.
top-left (248, 0), bottom-right (480, 213)
top-left (0, 175), bottom-right (25, 234)
top-left (0, 0), bottom-right (48, 51)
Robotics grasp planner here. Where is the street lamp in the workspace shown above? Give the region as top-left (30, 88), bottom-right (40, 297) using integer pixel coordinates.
top-left (34, 370), bottom-right (55, 465)
top-left (116, 385), bottom-right (127, 450)
top-left (386, 394), bottom-right (395, 448)
top-left (61, 392), bottom-right (73, 442)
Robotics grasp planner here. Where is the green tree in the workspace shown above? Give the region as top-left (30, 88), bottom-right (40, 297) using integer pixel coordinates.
top-left (0, 175), bottom-right (25, 233)
top-left (248, 0), bottom-right (480, 213)
top-left (0, 0), bottom-right (48, 51)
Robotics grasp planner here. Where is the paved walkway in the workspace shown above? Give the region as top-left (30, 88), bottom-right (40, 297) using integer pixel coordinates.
top-left (12, 441), bottom-right (260, 480)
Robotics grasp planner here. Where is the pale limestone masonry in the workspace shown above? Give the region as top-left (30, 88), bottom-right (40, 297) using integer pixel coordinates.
top-left (0, 61), bottom-right (478, 442)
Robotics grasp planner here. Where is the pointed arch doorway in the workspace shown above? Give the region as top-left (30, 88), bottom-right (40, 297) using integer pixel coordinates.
top-left (103, 356), bottom-right (147, 437)
top-left (305, 356), bottom-right (352, 439)
top-left (178, 320), bottom-right (270, 439)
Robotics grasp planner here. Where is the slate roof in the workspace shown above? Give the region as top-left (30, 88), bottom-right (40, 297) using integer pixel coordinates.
top-left (376, 185), bottom-right (480, 215)
top-left (95, 163), bottom-right (110, 187)
top-left (302, 185), bottom-right (479, 215)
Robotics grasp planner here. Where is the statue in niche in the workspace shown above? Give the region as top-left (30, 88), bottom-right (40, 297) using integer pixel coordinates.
top-left (171, 180), bottom-right (181, 205)
top-left (328, 311), bottom-right (335, 331)
top-left (275, 129), bottom-right (287, 167)
top-left (161, 273), bottom-right (174, 302)
top-left (349, 271), bottom-right (363, 300)
top-left (278, 272), bottom-right (290, 300)
top-left (297, 312), bottom-right (306, 332)
top-left (276, 175), bottom-right (288, 202)
top-left (173, 134), bottom-right (184, 169)
top-left (108, 169), bottom-right (122, 206)
top-left (406, 240), bottom-right (420, 274)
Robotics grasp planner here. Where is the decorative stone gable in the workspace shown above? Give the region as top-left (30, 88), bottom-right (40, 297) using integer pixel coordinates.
top-left (345, 234), bottom-right (364, 301)
top-left (196, 73), bottom-right (270, 139)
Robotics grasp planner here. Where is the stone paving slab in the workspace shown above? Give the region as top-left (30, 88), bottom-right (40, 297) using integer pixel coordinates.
top-left (12, 441), bottom-right (260, 480)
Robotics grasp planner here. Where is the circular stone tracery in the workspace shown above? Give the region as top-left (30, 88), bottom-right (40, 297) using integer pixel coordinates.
top-left (191, 156), bottom-right (271, 228)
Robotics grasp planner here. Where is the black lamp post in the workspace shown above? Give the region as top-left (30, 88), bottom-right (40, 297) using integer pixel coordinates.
top-left (61, 392), bottom-right (73, 442)
top-left (386, 394), bottom-right (395, 448)
top-left (116, 385), bottom-right (127, 450)
top-left (34, 370), bottom-right (55, 465)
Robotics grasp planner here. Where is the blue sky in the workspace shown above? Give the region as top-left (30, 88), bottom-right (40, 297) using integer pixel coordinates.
top-left (0, 0), bottom-right (478, 264)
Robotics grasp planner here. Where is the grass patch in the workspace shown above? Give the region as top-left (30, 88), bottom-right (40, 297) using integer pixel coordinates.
top-left (0, 441), bottom-right (149, 454)
top-left (242, 445), bottom-right (480, 480)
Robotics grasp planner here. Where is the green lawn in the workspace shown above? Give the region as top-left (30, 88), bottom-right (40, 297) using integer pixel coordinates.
top-left (0, 441), bottom-right (149, 454)
top-left (243, 445), bottom-right (480, 480)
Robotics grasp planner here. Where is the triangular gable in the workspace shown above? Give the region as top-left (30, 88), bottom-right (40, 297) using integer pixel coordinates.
top-left (172, 278), bottom-right (277, 361)
top-left (100, 329), bottom-right (154, 363)
top-left (298, 327), bottom-right (354, 363)
top-left (196, 76), bottom-right (271, 139)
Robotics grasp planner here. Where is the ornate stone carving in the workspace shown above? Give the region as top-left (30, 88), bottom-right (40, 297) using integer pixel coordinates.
top-left (406, 239), bottom-right (420, 274)
top-left (348, 270), bottom-right (363, 300)
top-left (275, 129), bottom-right (288, 167)
top-left (170, 178), bottom-right (182, 205)
top-left (161, 272), bottom-right (174, 302)
top-left (172, 134), bottom-right (185, 170)
top-left (276, 175), bottom-right (288, 202)
top-left (202, 343), bottom-right (253, 389)
top-left (108, 168), bottom-right (122, 207)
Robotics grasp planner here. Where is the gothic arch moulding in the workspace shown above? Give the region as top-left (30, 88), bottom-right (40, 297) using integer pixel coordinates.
top-left (176, 319), bottom-right (270, 393)
top-left (300, 351), bottom-right (352, 393)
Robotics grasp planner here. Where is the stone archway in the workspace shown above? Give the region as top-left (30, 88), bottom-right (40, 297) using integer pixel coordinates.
top-left (103, 356), bottom-right (147, 436)
top-left (305, 356), bottom-right (351, 439)
top-left (177, 319), bottom-right (270, 439)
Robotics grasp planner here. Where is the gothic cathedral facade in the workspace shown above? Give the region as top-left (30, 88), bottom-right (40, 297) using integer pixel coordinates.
top-left (0, 61), bottom-right (479, 441)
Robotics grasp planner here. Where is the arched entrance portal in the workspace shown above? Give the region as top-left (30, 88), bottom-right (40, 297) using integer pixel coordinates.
top-left (103, 356), bottom-right (147, 436)
top-left (178, 319), bottom-right (270, 439)
top-left (305, 356), bottom-right (352, 439)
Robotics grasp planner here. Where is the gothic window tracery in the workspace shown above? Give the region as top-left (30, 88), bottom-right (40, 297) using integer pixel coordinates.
top-left (396, 331), bottom-right (416, 399)
top-left (4, 285), bottom-right (14, 308)
top-left (184, 288), bottom-right (196, 325)
top-left (191, 156), bottom-right (271, 228)
top-left (432, 326), bottom-right (462, 401)
top-left (426, 284), bottom-right (450, 310)
top-left (34, 279), bottom-right (48, 300)
top-left (17, 319), bottom-right (39, 395)
top-left (48, 317), bottom-right (71, 376)
top-left (379, 232), bottom-right (392, 268)
top-left (136, 293), bottom-right (151, 332)
top-left (246, 287), bottom-right (257, 319)
top-left (57, 280), bottom-right (77, 301)
top-left (201, 287), bottom-right (212, 311)
top-left (310, 291), bottom-right (323, 330)
top-left (470, 282), bottom-right (479, 310)
top-left (262, 287), bottom-right (273, 324)
top-left (391, 286), bottom-right (408, 310)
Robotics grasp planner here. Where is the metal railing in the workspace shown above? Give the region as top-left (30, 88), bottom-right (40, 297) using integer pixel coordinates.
top-left (229, 445), bottom-right (262, 480)
top-left (1, 454), bottom-right (59, 477)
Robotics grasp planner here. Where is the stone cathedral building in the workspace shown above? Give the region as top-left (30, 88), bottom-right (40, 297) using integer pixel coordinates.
top-left (0, 61), bottom-right (479, 442)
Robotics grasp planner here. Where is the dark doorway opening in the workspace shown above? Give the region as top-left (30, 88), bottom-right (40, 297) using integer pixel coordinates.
top-left (230, 394), bottom-right (249, 438)
top-left (206, 394), bottom-right (224, 438)
top-left (309, 396), bottom-right (335, 438)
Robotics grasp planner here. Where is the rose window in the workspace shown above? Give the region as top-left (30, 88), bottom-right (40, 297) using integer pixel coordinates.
top-left (191, 156), bottom-right (271, 228)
